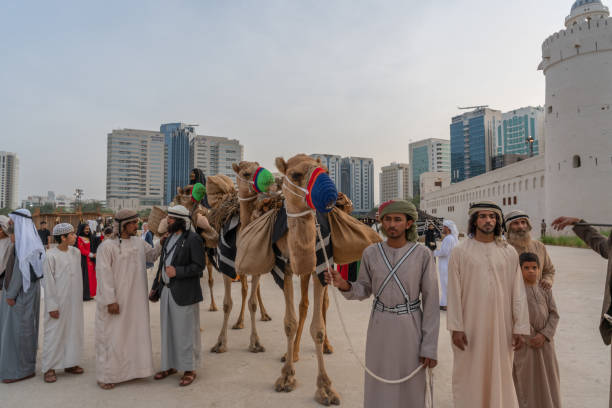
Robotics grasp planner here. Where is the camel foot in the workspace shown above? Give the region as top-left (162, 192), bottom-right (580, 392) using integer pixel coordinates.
top-left (323, 342), bottom-right (334, 355)
top-left (232, 321), bottom-right (245, 330)
top-left (274, 372), bottom-right (297, 393)
top-left (249, 341), bottom-right (265, 353)
top-left (210, 342), bottom-right (227, 353)
top-left (209, 304), bottom-right (219, 312)
top-left (260, 313), bottom-right (272, 321)
top-left (315, 386), bottom-right (341, 406)
top-left (280, 352), bottom-right (300, 363)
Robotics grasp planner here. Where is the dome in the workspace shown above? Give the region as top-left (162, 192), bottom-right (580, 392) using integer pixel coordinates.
top-left (572, 0), bottom-right (603, 11)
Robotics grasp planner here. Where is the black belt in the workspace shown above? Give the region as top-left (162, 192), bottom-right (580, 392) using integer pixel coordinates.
top-left (373, 298), bottom-right (421, 315)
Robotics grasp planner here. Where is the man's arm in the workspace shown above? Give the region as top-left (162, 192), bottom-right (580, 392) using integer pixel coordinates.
top-left (174, 234), bottom-right (205, 279)
top-left (447, 249), bottom-right (468, 350)
top-left (337, 251), bottom-right (373, 301)
top-left (96, 243), bottom-right (118, 309)
top-left (573, 221), bottom-right (609, 260)
top-left (5, 258), bottom-right (23, 303)
top-left (143, 237), bottom-right (163, 264)
top-left (42, 254), bottom-right (59, 314)
top-left (539, 288), bottom-right (559, 342)
top-left (419, 250), bottom-right (440, 362)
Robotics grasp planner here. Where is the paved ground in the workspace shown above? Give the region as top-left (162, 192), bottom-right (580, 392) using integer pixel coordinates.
top-left (1, 243), bottom-right (609, 407)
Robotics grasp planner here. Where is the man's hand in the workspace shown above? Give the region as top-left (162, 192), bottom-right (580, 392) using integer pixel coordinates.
top-left (452, 331), bottom-right (468, 351)
top-left (49, 310), bottom-right (60, 319)
top-left (512, 334), bottom-right (523, 351)
top-left (419, 357), bottom-right (437, 368)
top-left (540, 279), bottom-right (552, 290)
top-left (529, 333), bottom-right (546, 349)
top-left (6, 298), bottom-right (16, 307)
top-left (324, 267), bottom-right (350, 291)
top-left (165, 266), bottom-right (177, 278)
top-left (551, 216), bottom-right (581, 231)
top-left (107, 303), bottom-right (120, 315)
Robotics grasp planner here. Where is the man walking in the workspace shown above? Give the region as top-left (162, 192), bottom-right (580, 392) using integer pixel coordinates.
top-left (447, 201), bottom-right (529, 408)
top-left (434, 219), bottom-right (459, 311)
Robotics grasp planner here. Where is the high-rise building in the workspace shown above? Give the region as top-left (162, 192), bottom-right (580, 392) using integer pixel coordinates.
top-left (495, 106), bottom-right (545, 158)
top-left (310, 154), bottom-right (342, 188)
top-left (408, 138), bottom-right (450, 197)
top-left (190, 135), bottom-right (244, 181)
top-left (340, 157), bottom-right (374, 213)
top-left (0, 151), bottom-right (19, 209)
top-left (161, 123), bottom-right (194, 205)
top-left (106, 129), bottom-right (165, 210)
top-left (379, 162), bottom-right (410, 203)
top-left (450, 108), bottom-right (501, 183)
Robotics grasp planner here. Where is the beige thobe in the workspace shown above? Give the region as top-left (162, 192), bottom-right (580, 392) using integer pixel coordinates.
top-left (41, 247), bottom-right (84, 372)
top-left (95, 237), bottom-right (161, 384)
top-left (513, 284), bottom-right (561, 408)
top-left (447, 239), bottom-right (530, 408)
top-left (342, 242), bottom-right (439, 408)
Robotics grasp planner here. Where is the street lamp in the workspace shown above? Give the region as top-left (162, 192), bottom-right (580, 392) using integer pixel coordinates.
top-left (526, 136), bottom-right (535, 157)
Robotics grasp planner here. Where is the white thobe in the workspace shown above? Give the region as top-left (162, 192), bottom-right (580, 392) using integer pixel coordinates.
top-left (95, 237), bottom-right (161, 384)
top-left (434, 234), bottom-right (458, 307)
top-left (41, 247), bottom-right (84, 373)
top-left (447, 239), bottom-right (530, 408)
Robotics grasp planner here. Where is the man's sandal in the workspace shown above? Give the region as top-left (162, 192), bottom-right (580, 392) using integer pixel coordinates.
top-left (179, 371), bottom-right (196, 387)
top-left (97, 382), bottom-right (115, 390)
top-left (154, 368), bottom-right (177, 380)
top-left (44, 370), bottom-right (57, 383)
top-left (64, 366), bottom-right (84, 374)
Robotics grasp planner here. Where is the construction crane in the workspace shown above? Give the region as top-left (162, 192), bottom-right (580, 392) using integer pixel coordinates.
top-left (457, 105), bottom-right (489, 110)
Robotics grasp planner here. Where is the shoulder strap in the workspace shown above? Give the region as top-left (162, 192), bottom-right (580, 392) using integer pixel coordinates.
top-left (375, 243), bottom-right (419, 301)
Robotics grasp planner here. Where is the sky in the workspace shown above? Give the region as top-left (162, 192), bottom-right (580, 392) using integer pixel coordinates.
top-left (0, 0), bottom-right (572, 202)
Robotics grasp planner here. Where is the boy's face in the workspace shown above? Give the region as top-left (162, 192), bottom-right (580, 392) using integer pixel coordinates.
top-left (66, 232), bottom-right (77, 246)
top-left (521, 261), bottom-right (539, 284)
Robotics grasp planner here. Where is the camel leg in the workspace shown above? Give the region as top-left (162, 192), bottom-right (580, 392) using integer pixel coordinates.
top-left (210, 275), bottom-right (232, 353)
top-left (322, 285), bottom-right (333, 354)
top-left (257, 282), bottom-right (272, 321)
top-left (248, 275), bottom-right (265, 353)
top-left (311, 276), bottom-right (340, 406)
top-left (232, 276), bottom-right (248, 329)
top-left (275, 268), bottom-right (297, 393)
top-left (207, 261), bottom-right (218, 311)
top-left (282, 273), bottom-right (309, 363)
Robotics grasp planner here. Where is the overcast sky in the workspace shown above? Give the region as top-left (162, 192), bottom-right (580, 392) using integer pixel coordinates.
top-left (0, 0), bottom-right (572, 202)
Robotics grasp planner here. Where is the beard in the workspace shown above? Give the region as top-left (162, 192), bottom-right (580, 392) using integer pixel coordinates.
top-left (507, 229), bottom-right (531, 247)
top-left (168, 218), bottom-right (186, 234)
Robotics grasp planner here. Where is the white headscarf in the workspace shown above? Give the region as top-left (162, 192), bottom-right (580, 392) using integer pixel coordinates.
top-left (9, 209), bottom-right (45, 292)
top-left (443, 219), bottom-right (459, 240)
top-left (0, 215), bottom-right (12, 276)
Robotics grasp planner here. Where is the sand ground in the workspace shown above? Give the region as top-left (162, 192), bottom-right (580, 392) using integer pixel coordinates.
top-left (1, 244), bottom-right (609, 407)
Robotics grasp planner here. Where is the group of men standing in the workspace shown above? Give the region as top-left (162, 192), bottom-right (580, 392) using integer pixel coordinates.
top-left (0, 205), bottom-right (206, 389)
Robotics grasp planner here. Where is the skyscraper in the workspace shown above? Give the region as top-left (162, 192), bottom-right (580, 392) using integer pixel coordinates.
top-left (408, 138), bottom-right (450, 197)
top-left (310, 154), bottom-right (342, 188)
top-left (340, 157), bottom-right (374, 213)
top-left (450, 108), bottom-right (501, 183)
top-left (379, 162), bottom-right (410, 203)
top-left (0, 151), bottom-right (19, 209)
top-left (161, 123), bottom-right (194, 205)
top-left (495, 106), bottom-right (545, 157)
top-left (190, 135), bottom-right (244, 181)
top-left (106, 129), bottom-right (165, 210)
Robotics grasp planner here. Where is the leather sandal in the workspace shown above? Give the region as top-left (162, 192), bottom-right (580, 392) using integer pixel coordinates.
top-left (64, 366), bottom-right (84, 374)
top-left (44, 370), bottom-right (57, 383)
top-left (154, 368), bottom-right (177, 380)
top-left (179, 371), bottom-right (196, 387)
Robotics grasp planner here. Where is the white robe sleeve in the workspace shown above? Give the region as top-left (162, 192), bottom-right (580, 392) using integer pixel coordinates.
top-left (434, 236), bottom-right (453, 258)
top-left (42, 253), bottom-right (59, 312)
top-left (144, 240), bottom-right (162, 264)
top-left (446, 247), bottom-right (464, 332)
top-left (96, 242), bottom-right (117, 306)
top-left (511, 254), bottom-right (530, 335)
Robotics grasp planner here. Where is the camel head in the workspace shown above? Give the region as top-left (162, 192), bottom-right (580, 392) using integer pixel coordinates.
top-left (276, 154), bottom-right (337, 276)
top-left (233, 161), bottom-right (260, 201)
top-left (174, 185), bottom-right (196, 211)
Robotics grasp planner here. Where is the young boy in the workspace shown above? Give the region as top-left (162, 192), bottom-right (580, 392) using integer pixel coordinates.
top-left (513, 252), bottom-right (561, 408)
top-left (41, 223), bottom-right (85, 383)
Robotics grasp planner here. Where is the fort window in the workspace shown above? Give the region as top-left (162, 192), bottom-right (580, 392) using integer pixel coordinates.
top-left (573, 155), bottom-right (581, 168)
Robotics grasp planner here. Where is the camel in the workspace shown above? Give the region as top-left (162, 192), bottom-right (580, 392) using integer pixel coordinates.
top-left (208, 161), bottom-right (274, 353)
top-left (236, 154), bottom-right (340, 405)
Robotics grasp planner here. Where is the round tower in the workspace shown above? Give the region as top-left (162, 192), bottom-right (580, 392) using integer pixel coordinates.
top-left (539, 0), bottom-right (612, 228)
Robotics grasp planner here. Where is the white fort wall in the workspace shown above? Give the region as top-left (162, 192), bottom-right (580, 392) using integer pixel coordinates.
top-left (421, 156), bottom-right (545, 236)
top-left (540, 15), bottom-right (612, 226)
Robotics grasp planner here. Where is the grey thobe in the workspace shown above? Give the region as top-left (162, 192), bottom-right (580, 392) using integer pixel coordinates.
top-left (342, 242), bottom-right (440, 408)
top-left (160, 233), bottom-right (201, 371)
top-left (0, 256), bottom-right (41, 381)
